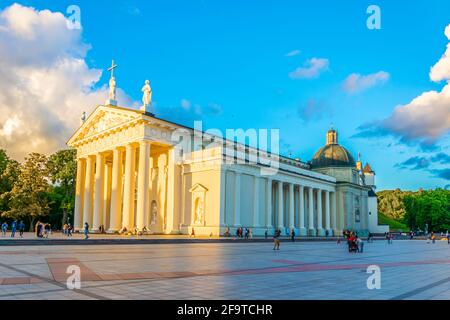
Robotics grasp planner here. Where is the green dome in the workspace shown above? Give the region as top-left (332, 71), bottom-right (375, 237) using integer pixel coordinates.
top-left (311, 144), bottom-right (356, 168)
top-left (311, 129), bottom-right (356, 168)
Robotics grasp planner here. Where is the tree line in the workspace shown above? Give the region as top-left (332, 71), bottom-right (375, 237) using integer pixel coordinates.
top-left (403, 189), bottom-right (450, 233)
top-left (378, 189), bottom-right (450, 232)
top-left (0, 149), bottom-right (76, 231)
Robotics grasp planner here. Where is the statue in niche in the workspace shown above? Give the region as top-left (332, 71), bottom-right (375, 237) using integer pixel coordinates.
top-left (151, 201), bottom-right (157, 225)
top-left (194, 198), bottom-right (204, 224)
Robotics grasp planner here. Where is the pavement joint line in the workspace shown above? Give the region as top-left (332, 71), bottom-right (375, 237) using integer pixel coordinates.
top-left (0, 261), bottom-right (109, 300)
top-left (390, 276), bottom-right (450, 300)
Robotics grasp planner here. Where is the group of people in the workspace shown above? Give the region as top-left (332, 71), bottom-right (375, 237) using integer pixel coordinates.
top-left (1, 220), bottom-right (26, 238)
top-left (343, 230), bottom-right (364, 253)
top-left (384, 232), bottom-right (394, 244)
top-left (235, 227), bottom-right (253, 239)
top-left (35, 221), bottom-right (52, 238)
top-left (62, 223), bottom-right (74, 237)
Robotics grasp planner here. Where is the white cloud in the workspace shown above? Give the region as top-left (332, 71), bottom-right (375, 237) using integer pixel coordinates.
top-left (285, 49), bottom-right (301, 57)
top-left (430, 25), bottom-right (450, 82)
top-left (343, 71), bottom-right (390, 94)
top-left (381, 83), bottom-right (450, 142)
top-left (356, 25), bottom-right (450, 147)
top-left (0, 4), bottom-right (134, 160)
top-left (289, 58), bottom-right (329, 79)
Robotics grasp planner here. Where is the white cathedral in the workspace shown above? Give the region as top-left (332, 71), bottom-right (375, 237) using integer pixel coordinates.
top-left (68, 72), bottom-right (388, 237)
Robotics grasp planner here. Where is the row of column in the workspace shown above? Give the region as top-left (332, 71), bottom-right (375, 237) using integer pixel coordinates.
top-left (272, 180), bottom-right (337, 236)
top-left (73, 141), bottom-right (151, 232)
top-left (229, 173), bottom-right (337, 236)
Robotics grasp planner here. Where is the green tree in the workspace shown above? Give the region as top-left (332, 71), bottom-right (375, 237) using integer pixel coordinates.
top-left (2, 153), bottom-right (50, 231)
top-left (47, 149), bottom-right (77, 226)
top-left (0, 159), bottom-right (20, 212)
top-left (403, 189), bottom-right (450, 232)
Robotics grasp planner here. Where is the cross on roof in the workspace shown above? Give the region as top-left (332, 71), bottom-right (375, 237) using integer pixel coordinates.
top-left (108, 59), bottom-right (118, 78)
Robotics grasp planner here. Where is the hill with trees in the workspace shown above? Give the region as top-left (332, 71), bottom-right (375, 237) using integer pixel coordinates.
top-left (377, 189), bottom-right (450, 232)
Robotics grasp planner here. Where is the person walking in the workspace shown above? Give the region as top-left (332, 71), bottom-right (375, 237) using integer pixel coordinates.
top-left (431, 232), bottom-right (436, 244)
top-left (191, 228), bottom-right (195, 238)
top-left (357, 237), bottom-right (364, 253)
top-left (273, 229), bottom-right (281, 250)
top-left (1, 222), bottom-right (7, 237)
top-left (67, 223), bottom-right (73, 237)
top-left (18, 221), bottom-right (25, 238)
top-left (84, 222), bottom-right (90, 240)
top-left (10, 220), bottom-right (17, 238)
top-left (290, 229), bottom-right (295, 242)
top-left (44, 223), bottom-right (51, 238)
top-left (265, 229), bottom-right (268, 239)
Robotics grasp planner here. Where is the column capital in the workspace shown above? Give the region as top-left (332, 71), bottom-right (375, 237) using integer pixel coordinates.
top-left (138, 140), bottom-right (151, 146)
top-left (125, 143), bottom-right (137, 151)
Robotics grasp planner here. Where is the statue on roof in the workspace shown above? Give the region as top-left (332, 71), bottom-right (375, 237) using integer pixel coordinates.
top-left (142, 80), bottom-right (152, 107)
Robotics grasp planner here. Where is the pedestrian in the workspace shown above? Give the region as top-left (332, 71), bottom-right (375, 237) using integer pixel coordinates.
top-left (325, 229), bottom-right (329, 237)
top-left (44, 223), bottom-right (51, 238)
top-left (245, 228), bottom-right (249, 239)
top-left (249, 228), bottom-right (253, 239)
top-left (273, 229), bottom-right (281, 250)
top-left (191, 228), bottom-right (195, 238)
top-left (18, 221), bottom-right (25, 238)
top-left (10, 220), bottom-right (17, 238)
top-left (1, 222), bottom-right (7, 237)
top-left (357, 237), bottom-right (364, 253)
top-left (84, 222), bottom-right (89, 240)
top-left (431, 232), bottom-right (436, 244)
top-left (290, 229), bottom-right (295, 242)
top-left (264, 229), bottom-right (268, 239)
top-left (67, 223), bottom-right (73, 237)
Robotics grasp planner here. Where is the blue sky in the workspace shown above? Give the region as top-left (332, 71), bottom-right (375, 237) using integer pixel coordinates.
top-left (1, 0), bottom-right (449, 190)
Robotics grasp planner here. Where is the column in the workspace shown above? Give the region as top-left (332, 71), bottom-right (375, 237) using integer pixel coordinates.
top-left (136, 141), bottom-right (150, 231)
top-left (74, 158), bottom-right (85, 231)
top-left (331, 192), bottom-right (337, 235)
top-left (165, 147), bottom-right (176, 234)
top-left (288, 184), bottom-right (294, 229)
top-left (92, 153), bottom-right (105, 232)
top-left (122, 144), bottom-right (136, 230)
top-left (325, 191), bottom-right (331, 234)
top-left (317, 189), bottom-right (323, 236)
top-left (82, 156), bottom-right (94, 228)
top-left (308, 187), bottom-right (315, 236)
top-left (233, 172), bottom-right (241, 226)
top-left (219, 169), bottom-right (226, 227)
top-left (252, 176), bottom-right (260, 227)
top-left (103, 161), bottom-right (112, 231)
top-left (277, 181), bottom-right (284, 229)
top-left (299, 186), bottom-right (306, 235)
top-left (108, 148), bottom-right (123, 232)
top-left (266, 178), bottom-right (272, 228)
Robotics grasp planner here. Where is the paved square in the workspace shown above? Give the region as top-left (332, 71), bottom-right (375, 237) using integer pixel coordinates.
top-left (0, 240), bottom-right (449, 300)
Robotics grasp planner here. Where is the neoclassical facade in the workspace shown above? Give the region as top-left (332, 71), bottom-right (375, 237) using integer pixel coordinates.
top-left (68, 104), bottom-right (388, 236)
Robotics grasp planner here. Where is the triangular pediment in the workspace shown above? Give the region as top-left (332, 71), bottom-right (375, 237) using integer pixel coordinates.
top-left (189, 183), bottom-right (208, 193)
top-left (67, 105), bottom-right (142, 146)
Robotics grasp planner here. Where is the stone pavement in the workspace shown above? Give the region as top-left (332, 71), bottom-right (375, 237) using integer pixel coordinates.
top-left (0, 239), bottom-right (448, 300)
